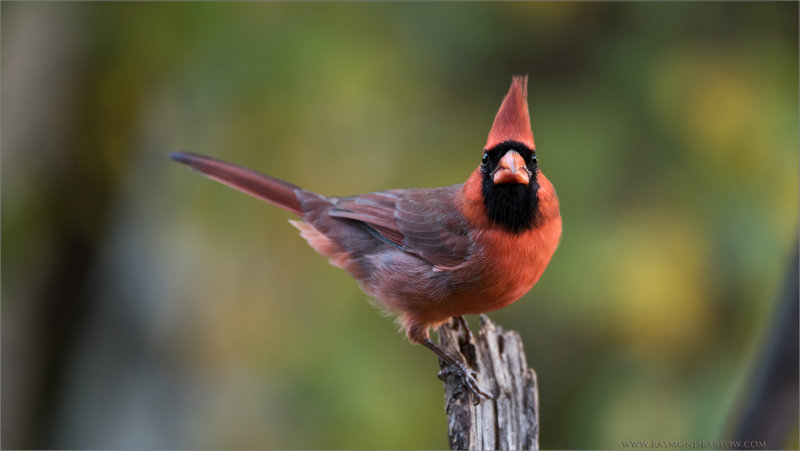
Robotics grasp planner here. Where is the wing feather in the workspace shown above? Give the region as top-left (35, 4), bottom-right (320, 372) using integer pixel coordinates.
top-left (328, 185), bottom-right (472, 268)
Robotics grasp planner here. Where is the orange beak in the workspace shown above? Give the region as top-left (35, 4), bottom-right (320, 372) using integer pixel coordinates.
top-left (492, 150), bottom-right (530, 185)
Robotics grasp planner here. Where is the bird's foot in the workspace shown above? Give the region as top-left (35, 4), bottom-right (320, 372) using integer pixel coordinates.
top-left (438, 361), bottom-right (492, 403)
top-left (423, 337), bottom-right (491, 403)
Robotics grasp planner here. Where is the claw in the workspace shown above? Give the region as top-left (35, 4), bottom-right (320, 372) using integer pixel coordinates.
top-left (439, 361), bottom-right (492, 402)
top-left (423, 337), bottom-right (492, 403)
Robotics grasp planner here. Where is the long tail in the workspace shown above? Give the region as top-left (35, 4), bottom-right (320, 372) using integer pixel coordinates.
top-left (170, 151), bottom-right (304, 216)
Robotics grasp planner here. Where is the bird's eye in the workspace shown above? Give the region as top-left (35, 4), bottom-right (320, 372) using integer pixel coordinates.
top-left (482, 153), bottom-right (489, 164)
top-left (531, 154), bottom-right (537, 162)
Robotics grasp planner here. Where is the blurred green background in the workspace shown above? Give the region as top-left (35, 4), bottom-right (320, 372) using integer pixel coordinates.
top-left (2, 2), bottom-right (797, 449)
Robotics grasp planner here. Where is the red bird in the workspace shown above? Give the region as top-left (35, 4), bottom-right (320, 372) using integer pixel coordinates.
top-left (171, 76), bottom-right (561, 399)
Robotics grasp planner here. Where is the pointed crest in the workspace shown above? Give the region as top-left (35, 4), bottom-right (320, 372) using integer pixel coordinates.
top-left (485, 75), bottom-right (535, 150)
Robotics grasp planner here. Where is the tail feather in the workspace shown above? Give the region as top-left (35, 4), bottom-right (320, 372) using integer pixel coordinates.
top-left (170, 151), bottom-right (304, 216)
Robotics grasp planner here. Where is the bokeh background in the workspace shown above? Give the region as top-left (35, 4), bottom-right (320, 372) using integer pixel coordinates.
top-left (2, 2), bottom-right (797, 449)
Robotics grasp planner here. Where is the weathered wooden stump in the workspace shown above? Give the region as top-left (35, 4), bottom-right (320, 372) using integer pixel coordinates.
top-left (437, 315), bottom-right (540, 450)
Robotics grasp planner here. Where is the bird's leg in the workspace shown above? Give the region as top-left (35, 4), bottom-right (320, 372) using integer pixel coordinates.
top-left (423, 338), bottom-right (492, 401)
top-left (454, 315), bottom-right (473, 341)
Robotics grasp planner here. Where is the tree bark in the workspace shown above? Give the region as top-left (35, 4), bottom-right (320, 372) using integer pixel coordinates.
top-left (437, 315), bottom-right (540, 450)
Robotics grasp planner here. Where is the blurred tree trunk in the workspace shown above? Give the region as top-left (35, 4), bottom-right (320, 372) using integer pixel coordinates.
top-left (1, 5), bottom-right (143, 448)
top-left (729, 248), bottom-right (799, 449)
top-left (437, 316), bottom-right (540, 450)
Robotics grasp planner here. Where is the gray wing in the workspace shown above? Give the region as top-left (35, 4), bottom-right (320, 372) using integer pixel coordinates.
top-left (328, 185), bottom-right (472, 268)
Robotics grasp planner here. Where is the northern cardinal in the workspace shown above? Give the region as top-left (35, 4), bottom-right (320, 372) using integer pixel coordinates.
top-left (171, 76), bottom-right (561, 400)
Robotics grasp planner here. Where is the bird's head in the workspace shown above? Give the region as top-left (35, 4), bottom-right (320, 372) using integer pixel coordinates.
top-left (466, 76), bottom-right (540, 233)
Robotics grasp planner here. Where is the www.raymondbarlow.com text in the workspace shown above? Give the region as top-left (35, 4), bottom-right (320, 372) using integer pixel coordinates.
top-left (621, 440), bottom-right (767, 449)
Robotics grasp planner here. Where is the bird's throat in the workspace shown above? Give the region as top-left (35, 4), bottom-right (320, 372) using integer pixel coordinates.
top-left (481, 176), bottom-right (540, 233)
